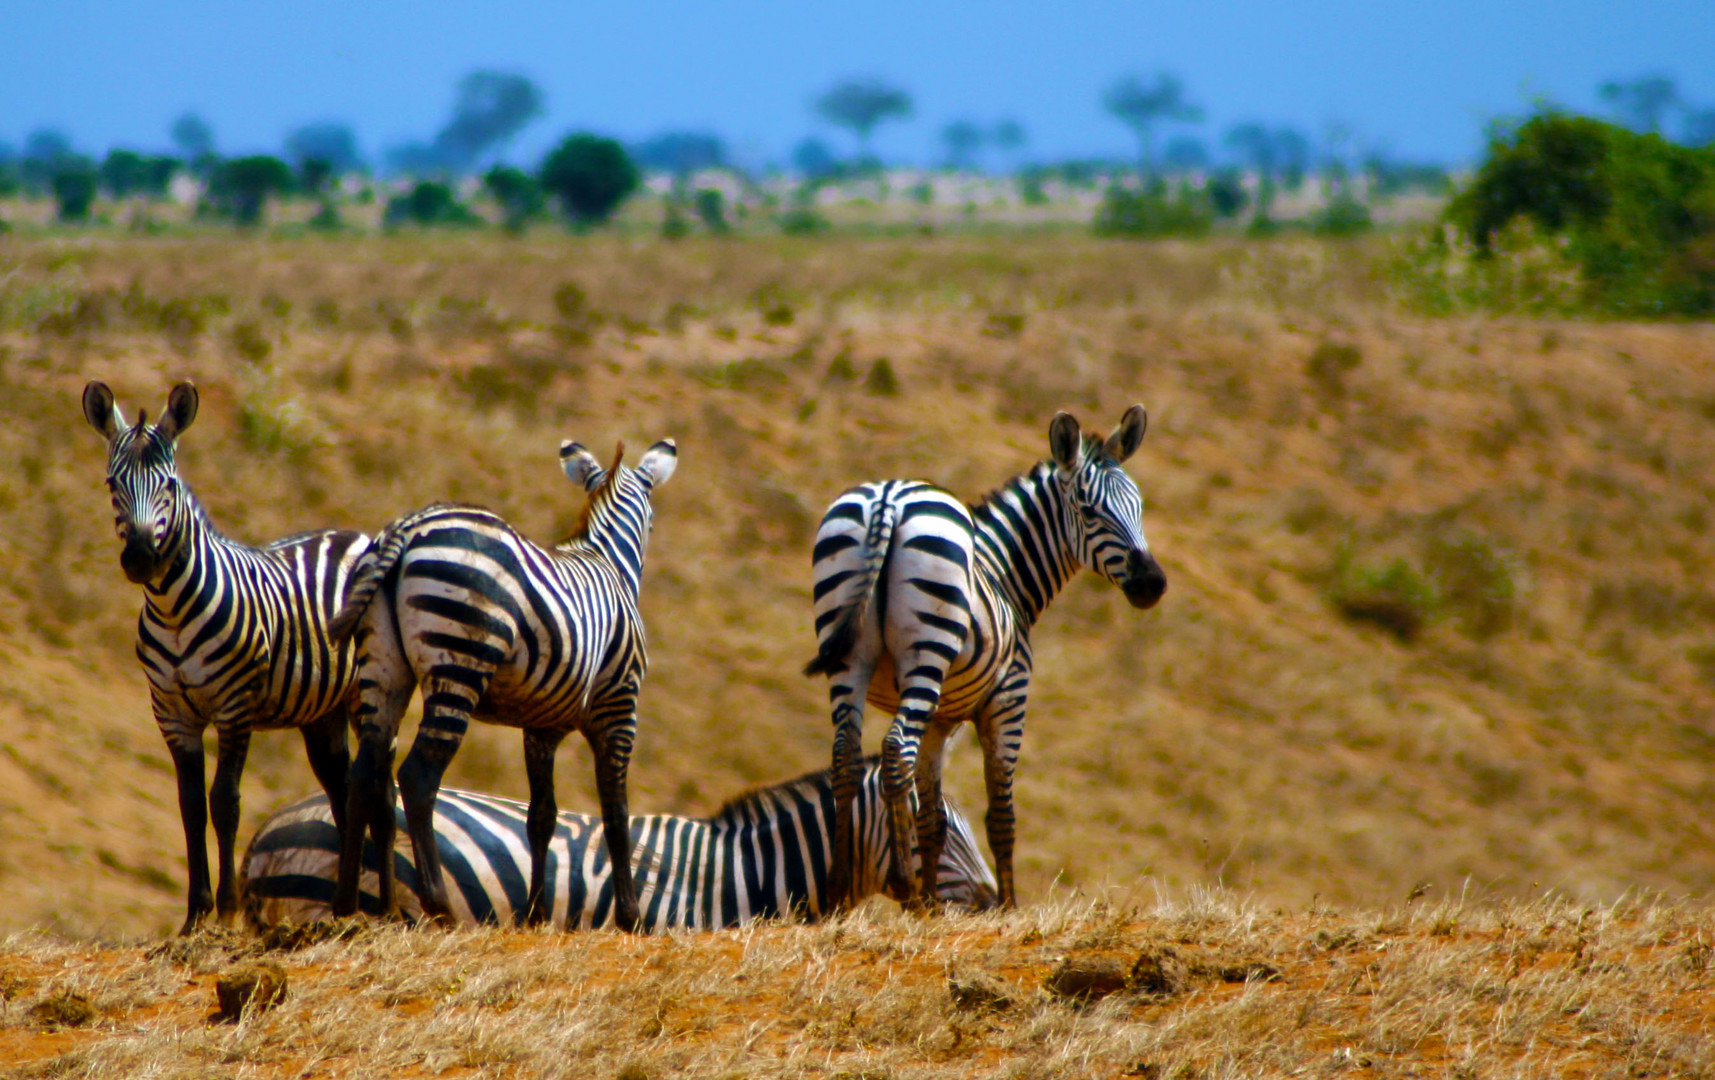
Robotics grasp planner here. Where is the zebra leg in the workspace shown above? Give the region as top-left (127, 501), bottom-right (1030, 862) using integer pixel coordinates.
top-left (167, 734), bottom-right (213, 935)
top-left (209, 723), bottom-right (251, 924)
top-left (912, 721), bottom-right (954, 913)
top-left (300, 710), bottom-right (351, 835)
top-left (586, 712), bottom-right (641, 933)
top-left (397, 729), bottom-right (461, 926)
top-left (826, 654), bottom-right (876, 913)
top-left (522, 727), bottom-right (568, 927)
top-left (975, 667), bottom-right (1030, 909)
top-left (880, 715), bottom-right (927, 910)
top-left (336, 604), bottom-right (412, 920)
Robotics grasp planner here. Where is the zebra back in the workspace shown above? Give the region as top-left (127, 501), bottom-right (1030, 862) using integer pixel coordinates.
top-left (243, 758), bottom-right (997, 930)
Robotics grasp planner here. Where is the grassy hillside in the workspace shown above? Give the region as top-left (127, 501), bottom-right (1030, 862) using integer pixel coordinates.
top-left (1, 232), bottom-right (1714, 938)
top-left (3, 894), bottom-right (1712, 1078)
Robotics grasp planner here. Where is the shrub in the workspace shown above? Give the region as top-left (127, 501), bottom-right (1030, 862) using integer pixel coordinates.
top-left (482, 165), bottom-right (544, 233)
top-left (1314, 195), bottom-right (1373, 236)
top-left (1205, 171), bottom-right (1249, 219)
top-left (51, 163), bottom-right (98, 222)
top-left (207, 155), bottom-right (294, 227)
top-left (693, 188), bottom-right (729, 234)
top-left (1328, 554), bottom-right (1438, 643)
top-left (1444, 110), bottom-right (1715, 316)
top-left (1092, 182), bottom-right (1211, 238)
top-left (779, 207), bottom-right (830, 235)
top-left (384, 181), bottom-right (481, 228)
top-left (1306, 341), bottom-right (1362, 396)
top-left (539, 134), bottom-right (640, 227)
top-left (660, 201), bottom-right (690, 240)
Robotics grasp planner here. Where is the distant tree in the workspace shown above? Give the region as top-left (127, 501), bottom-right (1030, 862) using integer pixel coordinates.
top-left (483, 164), bottom-right (545, 232)
top-left (284, 122), bottom-right (363, 175)
top-left (539, 134), bottom-right (639, 226)
top-left (990, 118), bottom-right (1027, 173)
top-left (940, 120), bottom-right (984, 171)
top-left (100, 149), bottom-right (178, 198)
top-left (1224, 123), bottom-right (1276, 175)
top-left (20, 129), bottom-right (75, 193)
top-left (1275, 127), bottom-right (1311, 190)
top-left (1161, 135), bottom-right (1209, 174)
top-left (791, 137), bottom-right (838, 179)
top-left (298, 157), bottom-right (335, 197)
top-left (693, 188), bottom-right (729, 233)
top-left (51, 160), bottom-right (99, 221)
top-left (632, 132), bottom-right (726, 178)
top-left (1684, 108), bottom-right (1715, 148)
top-left (436, 70), bottom-right (544, 171)
top-left (170, 112), bottom-right (216, 175)
top-left (814, 77), bottom-right (913, 158)
top-left (385, 180), bottom-right (481, 227)
top-left (1102, 72), bottom-right (1202, 177)
top-left (207, 155), bottom-right (293, 226)
top-left (1205, 169), bottom-right (1248, 218)
top-left (1598, 75), bottom-right (1679, 134)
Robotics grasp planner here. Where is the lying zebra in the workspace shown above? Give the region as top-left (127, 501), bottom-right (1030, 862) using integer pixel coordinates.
top-left (242, 757), bottom-right (998, 930)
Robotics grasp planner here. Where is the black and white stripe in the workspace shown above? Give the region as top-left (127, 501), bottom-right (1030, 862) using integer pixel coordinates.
top-left (244, 756), bottom-right (997, 930)
top-left (82, 381), bottom-right (370, 935)
top-left (330, 439), bottom-right (678, 933)
top-left (804, 407), bottom-right (1166, 911)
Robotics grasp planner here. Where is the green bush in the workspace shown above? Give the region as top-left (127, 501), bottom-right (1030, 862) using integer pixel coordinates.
top-left (539, 134), bottom-right (639, 227)
top-left (207, 155), bottom-right (294, 227)
top-left (778, 207), bottom-right (830, 236)
top-left (384, 181), bottom-right (481, 228)
top-left (1092, 181), bottom-right (1211, 238)
top-left (482, 165), bottom-right (544, 233)
top-left (1444, 110), bottom-right (1715, 316)
top-left (1328, 554), bottom-right (1439, 643)
top-left (51, 163), bottom-right (99, 222)
top-left (1314, 195), bottom-right (1373, 236)
top-left (693, 188), bottom-right (729, 234)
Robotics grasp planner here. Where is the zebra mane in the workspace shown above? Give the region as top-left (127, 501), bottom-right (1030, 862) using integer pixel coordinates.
top-left (568, 440), bottom-right (626, 542)
top-left (968, 458), bottom-right (1057, 515)
top-left (708, 755), bottom-right (880, 826)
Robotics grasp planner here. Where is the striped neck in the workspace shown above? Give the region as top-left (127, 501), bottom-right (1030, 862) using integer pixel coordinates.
top-left (563, 470), bottom-right (652, 598)
top-left (141, 487), bottom-right (218, 612)
top-left (970, 460), bottom-right (1080, 625)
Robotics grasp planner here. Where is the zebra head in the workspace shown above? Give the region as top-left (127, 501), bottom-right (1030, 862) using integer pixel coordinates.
top-left (559, 438), bottom-right (678, 589)
top-left (1048, 405), bottom-right (1167, 610)
top-left (82, 381), bottom-right (199, 585)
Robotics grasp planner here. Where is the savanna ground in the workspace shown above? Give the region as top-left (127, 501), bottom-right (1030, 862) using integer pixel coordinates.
top-left (0, 228), bottom-right (1712, 1075)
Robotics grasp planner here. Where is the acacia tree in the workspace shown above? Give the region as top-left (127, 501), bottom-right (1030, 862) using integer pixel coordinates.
top-left (814, 77), bottom-right (913, 160)
top-left (1102, 72), bottom-right (1202, 179)
top-left (1598, 75), bottom-right (1679, 134)
top-left (940, 120), bottom-right (984, 171)
top-left (539, 134), bottom-right (639, 227)
top-left (208, 155), bottom-right (293, 227)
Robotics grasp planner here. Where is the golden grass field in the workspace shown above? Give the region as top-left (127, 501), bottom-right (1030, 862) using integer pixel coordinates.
top-left (0, 229), bottom-right (1713, 1075)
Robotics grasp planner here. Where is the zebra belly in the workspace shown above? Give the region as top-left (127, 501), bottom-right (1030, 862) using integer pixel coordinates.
top-left (863, 649), bottom-right (998, 723)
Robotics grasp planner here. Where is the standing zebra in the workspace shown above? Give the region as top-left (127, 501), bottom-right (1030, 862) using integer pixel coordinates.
top-left (330, 439), bottom-right (677, 933)
top-left (81, 381), bottom-right (370, 934)
top-left (805, 407), bottom-right (1166, 912)
top-left (243, 756), bottom-right (997, 930)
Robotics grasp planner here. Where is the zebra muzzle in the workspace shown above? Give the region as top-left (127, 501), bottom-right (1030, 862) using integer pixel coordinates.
top-left (1120, 551), bottom-right (1167, 609)
top-left (120, 532), bottom-right (161, 583)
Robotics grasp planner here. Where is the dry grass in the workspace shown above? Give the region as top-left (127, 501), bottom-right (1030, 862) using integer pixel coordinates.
top-left (2, 232), bottom-right (1715, 946)
top-left (2, 892), bottom-right (1713, 1078)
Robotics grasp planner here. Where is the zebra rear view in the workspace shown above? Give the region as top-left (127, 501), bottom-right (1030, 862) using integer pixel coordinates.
top-left (332, 438), bottom-right (677, 933)
top-left (81, 381), bottom-right (370, 934)
top-left (244, 756), bottom-right (997, 931)
top-left (806, 407), bottom-right (1166, 912)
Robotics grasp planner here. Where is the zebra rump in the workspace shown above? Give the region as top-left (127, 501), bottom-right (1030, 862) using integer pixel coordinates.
top-left (243, 757), bottom-right (997, 931)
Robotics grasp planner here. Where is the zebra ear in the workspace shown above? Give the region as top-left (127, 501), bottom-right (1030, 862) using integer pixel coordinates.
top-left (1048, 412), bottom-right (1083, 471)
top-left (82, 381), bottom-right (124, 442)
top-left (559, 440), bottom-right (606, 491)
top-left (1104, 404), bottom-right (1147, 463)
top-left (155, 382), bottom-right (199, 442)
top-left (636, 439), bottom-right (678, 489)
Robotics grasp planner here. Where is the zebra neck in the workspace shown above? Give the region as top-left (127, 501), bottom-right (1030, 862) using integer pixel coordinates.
top-left (970, 461), bottom-right (1079, 625)
top-left (142, 491), bottom-right (222, 616)
top-left (566, 480), bottom-right (648, 598)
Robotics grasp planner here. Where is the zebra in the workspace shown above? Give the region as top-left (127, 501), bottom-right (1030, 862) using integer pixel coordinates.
top-left (329, 438), bottom-right (678, 933)
top-left (81, 380), bottom-right (371, 935)
top-left (243, 756), bottom-right (998, 930)
top-left (804, 406), bottom-right (1166, 913)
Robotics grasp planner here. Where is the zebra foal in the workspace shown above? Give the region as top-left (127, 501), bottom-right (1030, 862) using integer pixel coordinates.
top-left (81, 381), bottom-right (370, 934)
top-left (805, 407), bottom-right (1166, 912)
top-left (243, 757), bottom-right (997, 930)
top-left (330, 439), bottom-right (677, 933)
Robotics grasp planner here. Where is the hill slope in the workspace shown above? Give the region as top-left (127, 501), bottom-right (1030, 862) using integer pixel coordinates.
top-left (1, 233), bottom-right (1714, 936)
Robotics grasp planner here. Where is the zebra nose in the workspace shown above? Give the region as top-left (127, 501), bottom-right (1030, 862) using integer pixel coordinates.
top-left (1121, 550), bottom-right (1166, 609)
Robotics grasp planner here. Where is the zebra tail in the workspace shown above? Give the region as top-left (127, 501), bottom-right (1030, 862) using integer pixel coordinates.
top-left (328, 524), bottom-right (410, 643)
top-left (803, 502), bottom-right (895, 677)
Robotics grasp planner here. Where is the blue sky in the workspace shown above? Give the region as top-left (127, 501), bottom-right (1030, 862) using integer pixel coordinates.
top-left (4, 0), bottom-right (1711, 169)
